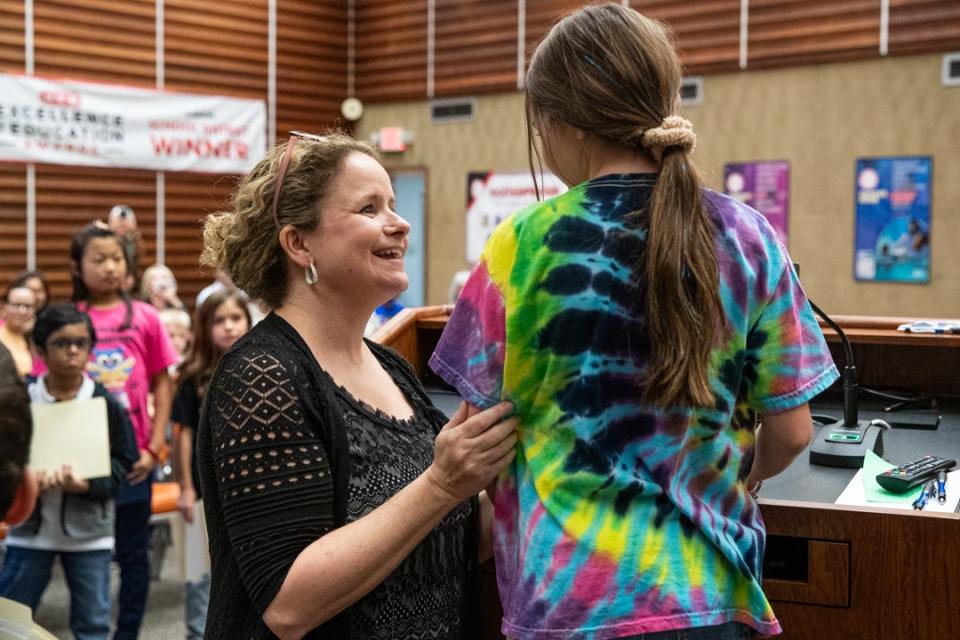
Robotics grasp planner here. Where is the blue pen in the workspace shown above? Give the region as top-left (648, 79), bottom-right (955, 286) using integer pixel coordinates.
top-left (937, 470), bottom-right (947, 504)
top-left (913, 480), bottom-right (936, 510)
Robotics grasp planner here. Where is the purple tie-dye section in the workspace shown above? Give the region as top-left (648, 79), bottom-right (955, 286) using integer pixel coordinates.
top-left (428, 259), bottom-right (505, 409)
top-left (705, 190), bottom-right (837, 411)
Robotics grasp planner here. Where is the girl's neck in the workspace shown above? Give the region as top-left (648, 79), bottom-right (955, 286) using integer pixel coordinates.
top-left (588, 151), bottom-right (658, 181)
top-left (86, 291), bottom-right (124, 309)
top-left (45, 372), bottom-right (85, 401)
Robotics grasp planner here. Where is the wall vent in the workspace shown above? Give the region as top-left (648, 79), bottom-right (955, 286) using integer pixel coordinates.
top-left (430, 98), bottom-right (475, 123)
top-left (943, 52), bottom-right (960, 87)
top-left (680, 76), bottom-right (703, 106)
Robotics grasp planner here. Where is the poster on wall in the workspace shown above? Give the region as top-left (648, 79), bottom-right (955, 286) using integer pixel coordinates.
top-left (466, 171), bottom-right (567, 263)
top-left (723, 161), bottom-right (790, 245)
top-left (854, 156), bottom-right (932, 283)
top-left (0, 73), bottom-right (266, 173)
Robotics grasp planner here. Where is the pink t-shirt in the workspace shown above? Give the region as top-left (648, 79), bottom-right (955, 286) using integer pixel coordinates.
top-left (82, 300), bottom-right (178, 449)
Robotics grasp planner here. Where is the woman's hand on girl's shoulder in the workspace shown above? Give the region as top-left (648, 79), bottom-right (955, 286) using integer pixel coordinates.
top-left (426, 401), bottom-right (518, 504)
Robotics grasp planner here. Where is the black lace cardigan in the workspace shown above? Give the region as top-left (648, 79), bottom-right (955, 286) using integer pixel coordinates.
top-left (197, 312), bottom-right (482, 639)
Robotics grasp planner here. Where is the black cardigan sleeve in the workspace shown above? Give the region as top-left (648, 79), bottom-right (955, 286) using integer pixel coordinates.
top-left (86, 387), bottom-right (137, 501)
top-left (204, 347), bottom-right (337, 615)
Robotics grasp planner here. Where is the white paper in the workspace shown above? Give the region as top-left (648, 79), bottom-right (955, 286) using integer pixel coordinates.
top-left (836, 468), bottom-right (960, 513)
top-left (29, 396), bottom-right (111, 479)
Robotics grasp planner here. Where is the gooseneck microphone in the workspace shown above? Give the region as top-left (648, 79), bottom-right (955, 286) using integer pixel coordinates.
top-left (806, 297), bottom-right (887, 468)
top-left (808, 299), bottom-right (859, 428)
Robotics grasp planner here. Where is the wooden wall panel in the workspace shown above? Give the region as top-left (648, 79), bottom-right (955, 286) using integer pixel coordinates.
top-left (435, 0), bottom-right (517, 96)
top-left (748, 0), bottom-right (880, 68)
top-left (359, 1), bottom-right (959, 103)
top-left (164, 172), bottom-right (237, 303)
top-left (0, 1), bottom-right (346, 306)
top-left (636, 0), bottom-right (741, 74)
top-left (34, 0), bottom-right (156, 87)
top-left (0, 167), bottom-right (27, 289)
top-left (0, 0), bottom-right (25, 289)
top-left (524, 0), bottom-right (578, 69)
top-left (35, 167), bottom-right (156, 302)
top-left (355, 0), bottom-right (427, 102)
top-left (889, 0), bottom-right (960, 56)
top-left (32, 0), bottom-right (158, 303)
top-left (164, 0), bottom-right (267, 303)
top-left (0, 0), bottom-right (24, 69)
top-left (277, 0), bottom-right (347, 136)
top-left (165, 0), bottom-right (267, 98)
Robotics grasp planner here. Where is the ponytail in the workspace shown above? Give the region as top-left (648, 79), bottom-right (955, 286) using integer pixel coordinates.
top-left (524, 3), bottom-right (726, 409)
top-left (641, 149), bottom-right (722, 409)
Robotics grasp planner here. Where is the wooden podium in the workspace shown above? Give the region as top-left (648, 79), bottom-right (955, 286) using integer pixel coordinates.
top-left (374, 308), bottom-right (960, 640)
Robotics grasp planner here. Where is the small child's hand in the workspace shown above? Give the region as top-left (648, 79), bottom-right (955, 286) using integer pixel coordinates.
top-left (35, 469), bottom-right (56, 492)
top-left (127, 450), bottom-right (155, 485)
top-left (177, 486), bottom-right (196, 523)
top-left (59, 464), bottom-right (90, 494)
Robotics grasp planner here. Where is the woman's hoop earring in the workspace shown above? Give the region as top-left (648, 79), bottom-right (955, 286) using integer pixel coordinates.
top-left (305, 261), bottom-right (319, 285)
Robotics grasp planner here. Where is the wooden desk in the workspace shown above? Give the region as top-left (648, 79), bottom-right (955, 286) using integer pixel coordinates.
top-left (818, 315), bottom-right (960, 348)
top-left (817, 315), bottom-right (960, 398)
top-left (375, 309), bottom-right (960, 640)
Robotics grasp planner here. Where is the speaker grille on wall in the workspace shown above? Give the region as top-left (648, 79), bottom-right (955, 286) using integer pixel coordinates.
top-left (680, 77), bottom-right (703, 106)
top-left (431, 98), bottom-right (476, 123)
top-left (944, 53), bottom-right (960, 87)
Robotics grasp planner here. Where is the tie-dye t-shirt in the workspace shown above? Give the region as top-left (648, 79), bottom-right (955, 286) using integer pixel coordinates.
top-left (429, 174), bottom-right (838, 640)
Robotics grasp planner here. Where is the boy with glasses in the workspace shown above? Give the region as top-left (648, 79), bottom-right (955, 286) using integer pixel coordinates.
top-left (0, 304), bottom-right (137, 640)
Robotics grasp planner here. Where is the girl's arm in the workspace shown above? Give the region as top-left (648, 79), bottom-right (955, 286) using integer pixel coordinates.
top-left (127, 369), bottom-right (173, 484)
top-left (748, 403), bottom-right (814, 488)
top-left (175, 423), bottom-right (196, 523)
top-left (150, 369), bottom-right (173, 457)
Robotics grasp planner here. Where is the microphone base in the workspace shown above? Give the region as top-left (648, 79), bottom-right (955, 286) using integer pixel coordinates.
top-left (809, 420), bottom-right (885, 468)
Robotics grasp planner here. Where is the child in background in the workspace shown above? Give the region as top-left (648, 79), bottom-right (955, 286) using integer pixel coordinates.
top-left (0, 304), bottom-right (137, 640)
top-left (172, 289), bottom-right (251, 640)
top-left (159, 308), bottom-right (193, 376)
top-left (141, 264), bottom-right (186, 312)
top-left (107, 205), bottom-right (142, 294)
top-left (69, 222), bottom-right (179, 640)
top-left (363, 295), bottom-right (405, 336)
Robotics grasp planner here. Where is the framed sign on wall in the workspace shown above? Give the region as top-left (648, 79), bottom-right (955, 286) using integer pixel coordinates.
top-left (854, 156), bottom-right (932, 284)
top-left (723, 160), bottom-right (790, 246)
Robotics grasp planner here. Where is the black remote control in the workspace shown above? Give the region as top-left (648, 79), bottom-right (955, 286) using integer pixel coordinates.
top-left (876, 455), bottom-right (956, 493)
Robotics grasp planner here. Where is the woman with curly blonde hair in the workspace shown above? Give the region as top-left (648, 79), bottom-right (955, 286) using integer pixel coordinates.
top-left (197, 131), bottom-right (518, 639)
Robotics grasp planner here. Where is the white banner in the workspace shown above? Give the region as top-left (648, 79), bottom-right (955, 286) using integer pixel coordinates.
top-left (0, 74), bottom-right (266, 174)
top-left (466, 171), bottom-right (568, 263)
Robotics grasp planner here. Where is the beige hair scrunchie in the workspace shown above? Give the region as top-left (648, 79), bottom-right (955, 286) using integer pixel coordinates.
top-left (640, 115), bottom-right (696, 163)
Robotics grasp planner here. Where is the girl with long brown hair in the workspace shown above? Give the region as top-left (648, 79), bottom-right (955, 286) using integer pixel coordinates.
top-left (430, 4), bottom-right (838, 639)
top-left (172, 288), bottom-right (252, 639)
